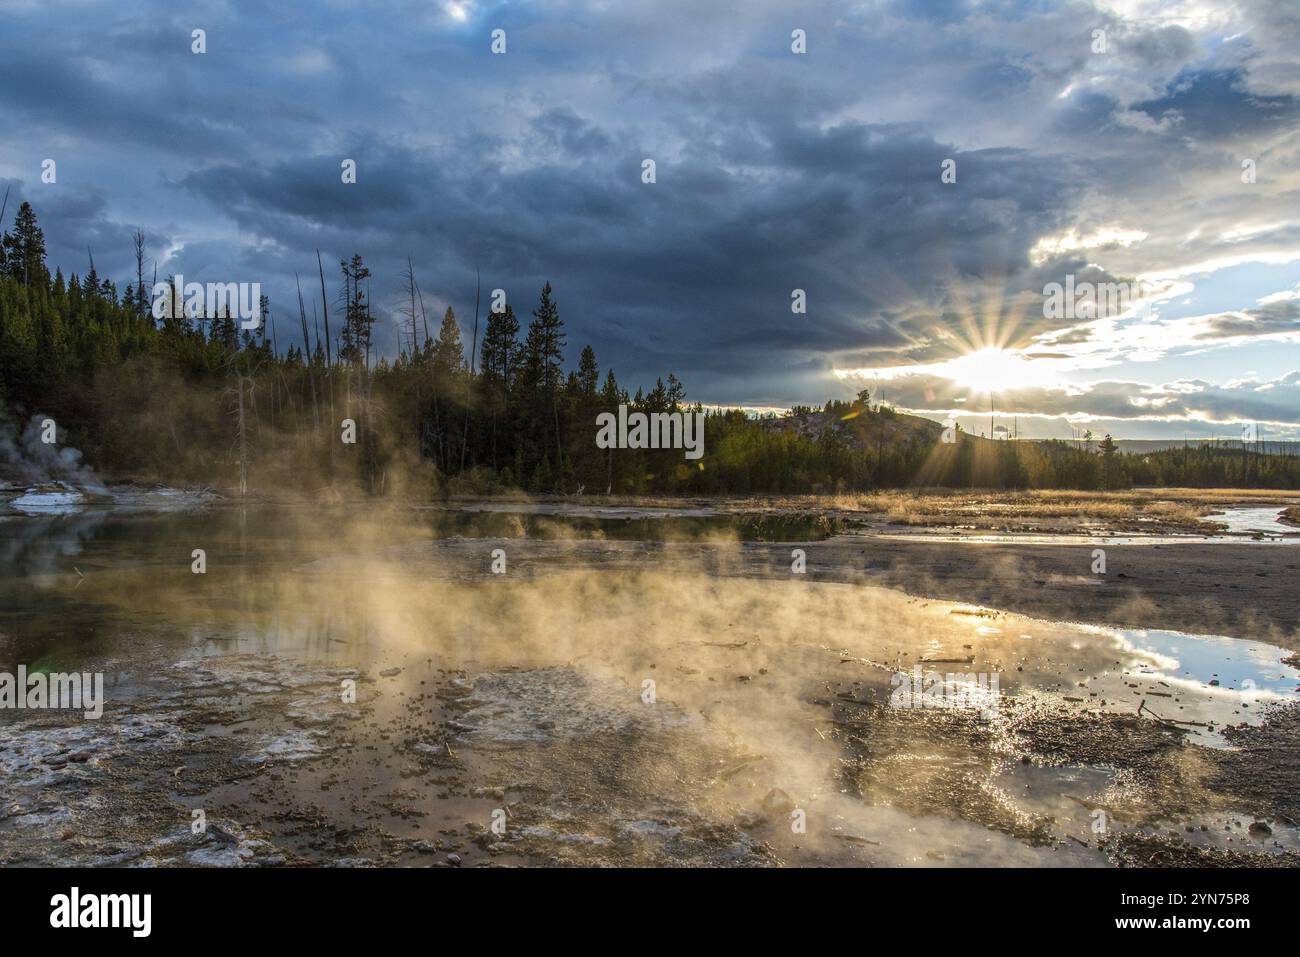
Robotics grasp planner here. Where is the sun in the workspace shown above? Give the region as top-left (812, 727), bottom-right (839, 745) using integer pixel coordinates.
top-left (834, 346), bottom-right (1066, 396)
top-left (942, 347), bottom-right (1049, 393)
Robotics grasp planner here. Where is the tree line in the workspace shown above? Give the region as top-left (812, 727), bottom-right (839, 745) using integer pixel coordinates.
top-left (3, 200), bottom-right (1300, 495)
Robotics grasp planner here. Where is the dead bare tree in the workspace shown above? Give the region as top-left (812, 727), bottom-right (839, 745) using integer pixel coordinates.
top-left (413, 274), bottom-right (442, 469)
top-left (399, 258), bottom-right (428, 465)
top-left (460, 268), bottom-right (481, 472)
top-left (316, 249), bottom-right (336, 461)
top-left (400, 258), bottom-right (422, 356)
top-left (296, 274), bottom-right (319, 429)
top-left (225, 353), bottom-right (265, 498)
top-left (265, 295), bottom-right (277, 355)
top-left (133, 229), bottom-right (148, 321)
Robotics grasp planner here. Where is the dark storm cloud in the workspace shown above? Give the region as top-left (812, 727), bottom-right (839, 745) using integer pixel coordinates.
top-left (0, 179), bottom-right (163, 289)
top-left (177, 117), bottom-right (1083, 399)
top-left (1, 0), bottom-right (1297, 411)
top-left (0, 48), bottom-right (202, 153)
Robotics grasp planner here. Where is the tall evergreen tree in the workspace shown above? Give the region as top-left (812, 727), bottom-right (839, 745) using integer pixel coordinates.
top-left (338, 254), bottom-right (373, 366)
top-left (479, 303), bottom-right (520, 470)
top-left (523, 282), bottom-right (565, 471)
top-left (433, 306), bottom-right (465, 378)
top-left (577, 344), bottom-right (599, 397)
top-left (2, 202), bottom-right (48, 287)
top-left (480, 303), bottom-right (520, 388)
top-left (526, 282), bottom-right (565, 392)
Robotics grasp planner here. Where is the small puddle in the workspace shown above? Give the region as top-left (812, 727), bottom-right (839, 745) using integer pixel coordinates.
top-left (1116, 627), bottom-right (1300, 699)
top-left (1081, 625), bottom-right (1300, 746)
top-left (871, 531), bottom-right (1229, 546)
top-left (9, 488), bottom-right (85, 516)
top-left (1209, 506), bottom-right (1294, 537)
top-left (872, 505), bottom-right (1300, 547)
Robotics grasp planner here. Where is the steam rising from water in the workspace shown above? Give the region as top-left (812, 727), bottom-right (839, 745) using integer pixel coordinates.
top-left (0, 413), bottom-right (106, 493)
top-left (4, 505), bottom-right (1298, 865)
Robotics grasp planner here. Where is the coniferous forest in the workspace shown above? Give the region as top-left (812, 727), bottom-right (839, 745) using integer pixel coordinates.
top-left (4, 201), bottom-right (1300, 496)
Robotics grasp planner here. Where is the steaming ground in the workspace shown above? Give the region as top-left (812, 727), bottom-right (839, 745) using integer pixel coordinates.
top-left (2, 505), bottom-right (1299, 867)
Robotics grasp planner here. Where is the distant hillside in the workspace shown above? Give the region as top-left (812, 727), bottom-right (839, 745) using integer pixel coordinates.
top-left (758, 402), bottom-right (945, 448)
top-left (746, 399), bottom-right (1300, 490)
top-left (764, 408), bottom-right (1300, 459)
top-left (1105, 439), bottom-right (1300, 456)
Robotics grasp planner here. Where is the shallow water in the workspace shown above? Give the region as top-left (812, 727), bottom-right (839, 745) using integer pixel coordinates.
top-left (1209, 506), bottom-right (1293, 537)
top-left (1116, 627), bottom-right (1300, 698)
top-left (9, 489), bottom-right (84, 516)
top-left (874, 503), bottom-right (1300, 546)
top-left (2, 505), bottom-right (1296, 867)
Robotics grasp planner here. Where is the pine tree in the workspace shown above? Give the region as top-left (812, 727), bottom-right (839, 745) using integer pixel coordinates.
top-left (599, 368), bottom-right (623, 494)
top-left (212, 307), bottom-right (239, 352)
top-left (479, 303), bottom-right (520, 469)
top-left (526, 282), bottom-right (565, 393)
top-left (338, 254), bottom-right (372, 366)
top-left (433, 307), bottom-right (465, 378)
top-left (523, 282), bottom-right (566, 469)
top-left (666, 373), bottom-right (685, 410)
top-left (577, 345), bottom-right (599, 397)
top-left (2, 202), bottom-right (48, 287)
top-left (480, 303), bottom-right (520, 388)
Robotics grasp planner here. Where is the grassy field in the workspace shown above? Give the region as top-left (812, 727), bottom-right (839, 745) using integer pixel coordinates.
top-left (556, 487), bottom-right (1300, 533)
top-left (822, 488), bottom-right (1300, 532)
top-left (230, 486), bottom-right (1300, 535)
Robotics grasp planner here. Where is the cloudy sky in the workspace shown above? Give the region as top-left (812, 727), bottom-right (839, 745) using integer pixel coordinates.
top-left (2, 0), bottom-right (1298, 438)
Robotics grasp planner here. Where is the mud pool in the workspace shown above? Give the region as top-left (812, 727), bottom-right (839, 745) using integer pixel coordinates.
top-left (2, 504), bottom-right (1298, 867)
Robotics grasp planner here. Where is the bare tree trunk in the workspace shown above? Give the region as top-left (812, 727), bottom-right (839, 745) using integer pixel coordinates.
top-left (133, 229), bottom-right (147, 321)
top-left (415, 284), bottom-right (442, 472)
top-left (403, 258), bottom-right (421, 355)
top-left (236, 376), bottom-right (248, 497)
top-left (553, 400), bottom-right (563, 477)
top-left (296, 275), bottom-right (319, 430)
top-left (460, 269), bottom-right (480, 473)
top-left (317, 250), bottom-right (335, 467)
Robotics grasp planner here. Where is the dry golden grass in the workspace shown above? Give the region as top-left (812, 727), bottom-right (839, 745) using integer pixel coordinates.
top-left (696, 487), bottom-right (1300, 532)
top-left (424, 487), bottom-right (1300, 534)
